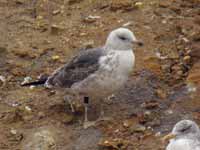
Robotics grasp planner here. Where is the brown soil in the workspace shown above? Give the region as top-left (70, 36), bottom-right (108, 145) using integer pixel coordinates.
top-left (0, 0), bottom-right (200, 150)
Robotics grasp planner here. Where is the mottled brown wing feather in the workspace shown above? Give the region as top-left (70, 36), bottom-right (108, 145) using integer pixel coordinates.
top-left (46, 48), bottom-right (104, 88)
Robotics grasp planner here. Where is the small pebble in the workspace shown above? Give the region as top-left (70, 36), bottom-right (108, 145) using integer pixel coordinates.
top-left (122, 22), bottom-right (133, 27)
top-left (135, 2), bottom-right (143, 7)
top-left (0, 75), bottom-right (6, 87)
top-left (21, 76), bottom-right (32, 85)
top-left (0, 75), bottom-right (6, 82)
top-left (155, 132), bottom-right (161, 137)
top-left (131, 124), bottom-right (146, 133)
top-left (11, 102), bottom-right (19, 107)
top-left (182, 37), bottom-right (189, 43)
top-left (30, 85), bottom-right (36, 90)
top-left (52, 55), bottom-right (60, 61)
top-left (155, 52), bottom-right (167, 60)
top-left (187, 83), bottom-right (197, 93)
top-left (165, 109), bottom-right (173, 115)
top-left (38, 111), bottom-right (45, 119)
top-left (177, 70), bottom-right (183, 76)
top-left (123, 120), bottom-right (131, 128)
top-left (183, 55), bottom-right (191, 63)
top-left (52, 9), bottom-right (60, 15)
top-left (144, 110), bottom-right (151, 116)
top-left (83, 15), bottom-right (101, 23)
top-left (10, 129), bottom-right (17, 135)
top-left (162, 20), bottom-right (167, 24)
top-left (25, 106), bottom-right (32, 112)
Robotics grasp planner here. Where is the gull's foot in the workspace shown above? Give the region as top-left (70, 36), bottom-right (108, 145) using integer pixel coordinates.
top-left (97, 116), bottom-right (112, 122)
top-left (83, 121), bottom-right (96, 129)
top-left (83, 117), bottom-right (112, 129)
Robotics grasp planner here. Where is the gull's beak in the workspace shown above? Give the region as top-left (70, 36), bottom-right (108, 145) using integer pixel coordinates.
top-left (131, 40), bottom-right (144, 47)
top-left (162, 133), bottom-right (176, 142)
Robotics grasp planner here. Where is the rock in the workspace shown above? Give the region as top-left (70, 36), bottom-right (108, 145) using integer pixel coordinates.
top-left (38, 111), bottom-right (45, 119)
top-left (147, 119), bottom-right (161, 127)
top-left (14, 49), bottom-right (28, 57)
top-left (183, 55), bottom-right (191, 63)
top-left (187, 62), bottom-right (200, 84)
top-left (122, 21), bottom-right (133, 27)
top-left (155, 132), bottom-right (161, 137)
top-left (7, 106), bottom-right (34, 123)
top-left (161, 64), bottom-right (171, 73)
top-left (82, 15), bottom-right (101, 23)
top-left (68, 0), bottom-right (83, 5)
top-left (186, 83), bottom-right (197, 93)
top-left (164, 109), bottom-right (173, 115)
top-left (159, 1), bottom-right (171, 8)
top-left (52, 10), bottom-right (60, 15)
top-left (155, 52), bottom-right (168, 60)
top-left (21, 77), bottom-right (32, 86)
top-left (11, 68), bottom-right (26, 76)
top-left (30, 85), bottom-right (36, 90)
top-left (9, 129), bottom-right (23, 142)
top-left (15, 0), bottom-right (24, 4)
top-left (99, 138), bottom-right (128, 150)
top-left (141, 100), bottom-right (159, 109)
top-left (25, 106), bottom-right (32, 112)
top-left (22, 128), bottom-right (56, 150)
top-left (177, 70), bottom-right (183, 76)
top-left (135, 2), bottom-right (143, 8)
top-left (191, 42), bottom-right (200, 61)
top-left (110, 0), bottom-right (134, 11)
top-left (171, 65), bottom-right (182, 72)
top-left (194, 16), bottom-right (200, 25)
top-left (123, 120), bottom-right (132, 128)
top-left (182, 37), bottom-right (190, 43)
top-left (35, 15), bottom-right (49, 31)
top-left (51, 24), bottom-right (65, 35)
top-left (61, 113), bottom-right (74, 124)
top-left (191, 31), bottom-right (200, 42)
top-left (155, 89), bottom-right (167, 99)
top-left (10, 129), bottom-right (17, 135)
top-left (51, 55), bottom-right (60, 61)
top-left (0, 75), bottom-right (6, 87)
top-left (129, 124), bottom-right (146, 133)
top-left (12, 49), bottom-right (36, 58)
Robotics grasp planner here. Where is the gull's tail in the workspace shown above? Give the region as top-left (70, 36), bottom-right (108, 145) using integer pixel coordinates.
top-left (21, 74), bottom-right (48, 86)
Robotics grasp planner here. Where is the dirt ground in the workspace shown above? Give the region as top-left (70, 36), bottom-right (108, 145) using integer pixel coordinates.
top-left (0, 0), bottom-right (200, 150)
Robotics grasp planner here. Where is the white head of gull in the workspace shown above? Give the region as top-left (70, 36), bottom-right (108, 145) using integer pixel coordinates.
top-left (163, 120), bottom-right (200, 150)
top-left (105, 28), bottom-right (143, 51)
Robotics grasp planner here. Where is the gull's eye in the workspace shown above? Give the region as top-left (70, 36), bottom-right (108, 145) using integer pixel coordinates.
top-left (118, 36), bottom-right (127, 41)
top-left (179, 125), bottom-right (192, 132)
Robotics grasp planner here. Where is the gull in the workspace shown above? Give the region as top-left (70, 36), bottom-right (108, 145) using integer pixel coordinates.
top-left (163, 120), bottom-right (200, 150)
top-left (22, 28), bottom-right (143, 128)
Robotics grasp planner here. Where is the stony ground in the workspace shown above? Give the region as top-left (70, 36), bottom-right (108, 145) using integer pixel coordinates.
top-left (0, 0), bottom-right (200, 150)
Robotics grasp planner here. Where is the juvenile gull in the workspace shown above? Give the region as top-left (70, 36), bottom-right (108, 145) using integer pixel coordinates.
top-left (22, 28), bottom-right (143, 128)
top-left (163, 120), bottom-right (200, 150)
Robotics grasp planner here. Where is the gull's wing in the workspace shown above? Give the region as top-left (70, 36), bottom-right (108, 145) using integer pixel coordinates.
top-left (45, 48), bottom-right (104, 88)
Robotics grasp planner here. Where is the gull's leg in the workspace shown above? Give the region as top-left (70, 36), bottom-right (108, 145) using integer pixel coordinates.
top-left (97, 98), bottom-right (112, 122)
top-left (64, 95), bottom-right (75, 113)
top-left (83, 96), bottom-right (95, 129)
